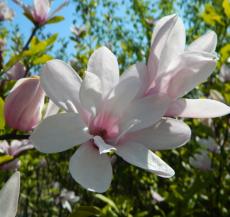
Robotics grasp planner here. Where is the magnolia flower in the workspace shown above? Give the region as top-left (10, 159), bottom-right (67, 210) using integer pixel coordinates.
top-left (0, 140), bottom-right (33, 171)
top-left (55, 189), bottom-right (79, 212)
top-left (135, 14), bottom-right (230, 118)
top-left (0, 1), bottom-right (14, 21)
top-left (0, 172), bottom-right (20, 217)
top-left (31, 46), bottom-right (191, 192)
top-left (190, 137), bottom-right (219, 171)
top-left (4, 77), bottom-right (45, 131)
top-left (13, 0), bottom-right (68, 26)
top-left (189, 151), bottom-right (212, 171)
top-left (6, 62), bottom-right (26, 80)
top-left (150, 189), bottom-right (164, 203)
top-left (219, 63), bottom-right (230, 82)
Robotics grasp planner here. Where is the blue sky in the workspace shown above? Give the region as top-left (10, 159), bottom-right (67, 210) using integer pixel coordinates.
top-left (5, 0), bottom-right (76, 55)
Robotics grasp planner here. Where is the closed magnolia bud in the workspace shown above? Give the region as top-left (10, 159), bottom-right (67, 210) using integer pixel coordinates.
top-left (4, 77), bottom-right (45, 131)
top-left (6, 62), bottom-right (26, 80)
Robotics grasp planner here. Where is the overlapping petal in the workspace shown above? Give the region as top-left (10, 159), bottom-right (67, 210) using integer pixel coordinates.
top-left (41, 60), bottom-right (82, 111)
top-left (69, 143), bottom-right (112, 193)
top-left (30, 113), bottom-right (91, 153)
top-left (166, 98), bottom-right (230, 118)
top-left (130, 118), bottom-right (191, 150)
top-left (120, 94), bottom-right (170, 132)
top-left (117, 142), bottom-right (174, 178)
top-left (87, 46), bottom-right (119, 97)
top-left (188, 31), bottom-right (217, 53)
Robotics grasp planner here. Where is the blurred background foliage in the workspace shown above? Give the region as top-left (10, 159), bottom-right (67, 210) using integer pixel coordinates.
top-left (0, 0), bottom-right (230, 216)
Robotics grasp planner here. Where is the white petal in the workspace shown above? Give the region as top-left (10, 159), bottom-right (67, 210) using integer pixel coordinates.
top-left (130, 118), bottom-right (191, 150)
top-left (148, 14), bottom-right (185, 78)
top-left (166, 51), bottom-right (216, 98)
top-left (69, 143), bottom-right (112, 193)
top-left (0, 172), bottom-right (20, 217)
top-left (34, 0), bottom-right (50, 19)
top-left (117, 142), bottom-right (174, 178)
top-left (166, 98), bottom-right (230, 118)
top-left (93, 136), bottom-right (116, 154)
top-left (105, 77), bottom-right (140, 117)
top-left (87, 46), bottom-right (119, 97)
top-left (120, 94), bottom-right (170, 132)
top-left (41, 60), bottom-right (82, 112)
top-left (44, 100), bottom-right (59, 118)
top-left (121, 62), bottom-right (149, 97)
top-left (188, 31), bottom-right (217, 53)
top-left (30, 113), bottom-right (91, 153)
top-left (79, 71), bottom-right (102, 114)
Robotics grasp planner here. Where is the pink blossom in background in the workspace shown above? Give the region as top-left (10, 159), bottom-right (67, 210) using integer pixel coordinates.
top-left (13, 0), bottom-right (68, 26)
top-left (0, 1), bottom-right (14, 21)
top-left (0, 140), bottom-right (33, 171)
top-left (4, 77), bottom-right (45, 131)
top-left (6, 63), bottom-right (26, 80)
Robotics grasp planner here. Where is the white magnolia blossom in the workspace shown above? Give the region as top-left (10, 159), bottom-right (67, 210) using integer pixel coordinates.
top-left (189, 151), bottom-right (212, 171)
top-left (31, 46), bottom-right (191, 192)
top-left (0, 172), bottom-right (20, 217)
top-left (131, 14), bottom-right (230, 118)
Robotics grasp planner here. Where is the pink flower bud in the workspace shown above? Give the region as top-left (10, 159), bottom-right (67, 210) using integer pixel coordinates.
top-left (4, 77), bottom-right (45, 131)
top-left (6, 62), bottom-right (26, 80)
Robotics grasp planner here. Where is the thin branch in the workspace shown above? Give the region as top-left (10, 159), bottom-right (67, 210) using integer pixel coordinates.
top-left (0, 134), bottom-right (30, 140)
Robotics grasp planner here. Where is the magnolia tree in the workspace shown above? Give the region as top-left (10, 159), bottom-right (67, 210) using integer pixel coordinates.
top-left (0, 0), bottom-right (230, 216)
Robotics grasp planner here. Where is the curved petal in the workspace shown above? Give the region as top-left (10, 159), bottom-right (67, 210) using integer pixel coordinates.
top-left (121, 62), bottom-right (149, 97)
top-left (188, 31), bottom-right (217, 53)
top-left (148, 14), bottom-right (185, 79)
top-left (104, 77), bottom-right (140, 117)
top-left (166, 98), bottom-right (230, 118)
top-left (87, 46), bottom-right (119, 97)
top-left (34, 0), bottom-right (50, 19)
top-left (41, 60), bottom-right (82, 112)
top-left (129, 118), bottom-right (191, 150)
top-left (30, 113), bottom-right (91, 153)
top-left (120, 94), bottom-right (170, 132)
top-left (69, 143), bottom-right (112, 193)
top-left (79, 71), bottom-right (102, 114)
top-left (117, 142), bottom-right (174, 178)
top-left (0, 172), bottom-right (20, 217)
top-left (166, 51), bottom-right (216, 98)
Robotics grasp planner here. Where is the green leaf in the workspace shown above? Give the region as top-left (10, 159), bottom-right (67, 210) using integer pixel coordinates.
top-left (0, 155), bottom-right (13, 165)
top-left (33, 54), bottom-right (53, 65)
top-left (201, 4), bottom-right (224, 26)
top-left (69, 206), bottom-right (101, 217)
top-left (95, 194), bottom-right (119, 213)
top-left (223, 0), bottom-right (230, 18)
top-left (0, 97), bottom-right (5, 129)
top-left (46, 16), bottom-right (65, 24)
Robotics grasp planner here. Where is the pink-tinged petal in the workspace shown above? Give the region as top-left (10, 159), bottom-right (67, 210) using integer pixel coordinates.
top-left (33, 0), bottom-right (50, 23)
top-left (165, 51), bottom-right (216, 98)
top-left (117, 142), bottom-right (174, 178)
top-left (41, 60), bottom-right (82, 112)
top-left (4, 77), bottom-right (45, 131)
top-left (87, 46), bottom-right (119, 97)
top-left (69, 143), bottom-right (112, 193)
top-left (148, 14), bottom-right (185, 79)
top-left (6, 63), bottom-right (26, 80)
top-left (79, 71), bottom-right (102, 114)
top-left (166, 98), bottom-right (230, 118)
top-left (120, 94), bottom-right (170, 133)
top-left (128, 118), bottom-right (191, 150)
top-left (30, 113), bottom-right (91, 153)
top-left (188, 31), bottom-right (217, 53)
top-left (104, 77), bottom-right (140, 118)
top-left (121, 62), bottom-right (149, 97)
top-left (0, 172), bottom-right (20, 217)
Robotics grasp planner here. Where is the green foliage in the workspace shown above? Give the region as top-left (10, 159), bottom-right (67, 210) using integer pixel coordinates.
top-left (46, 16), bottom-right (65, 25)
top-left (0, 98), bottom-right (5, 129)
